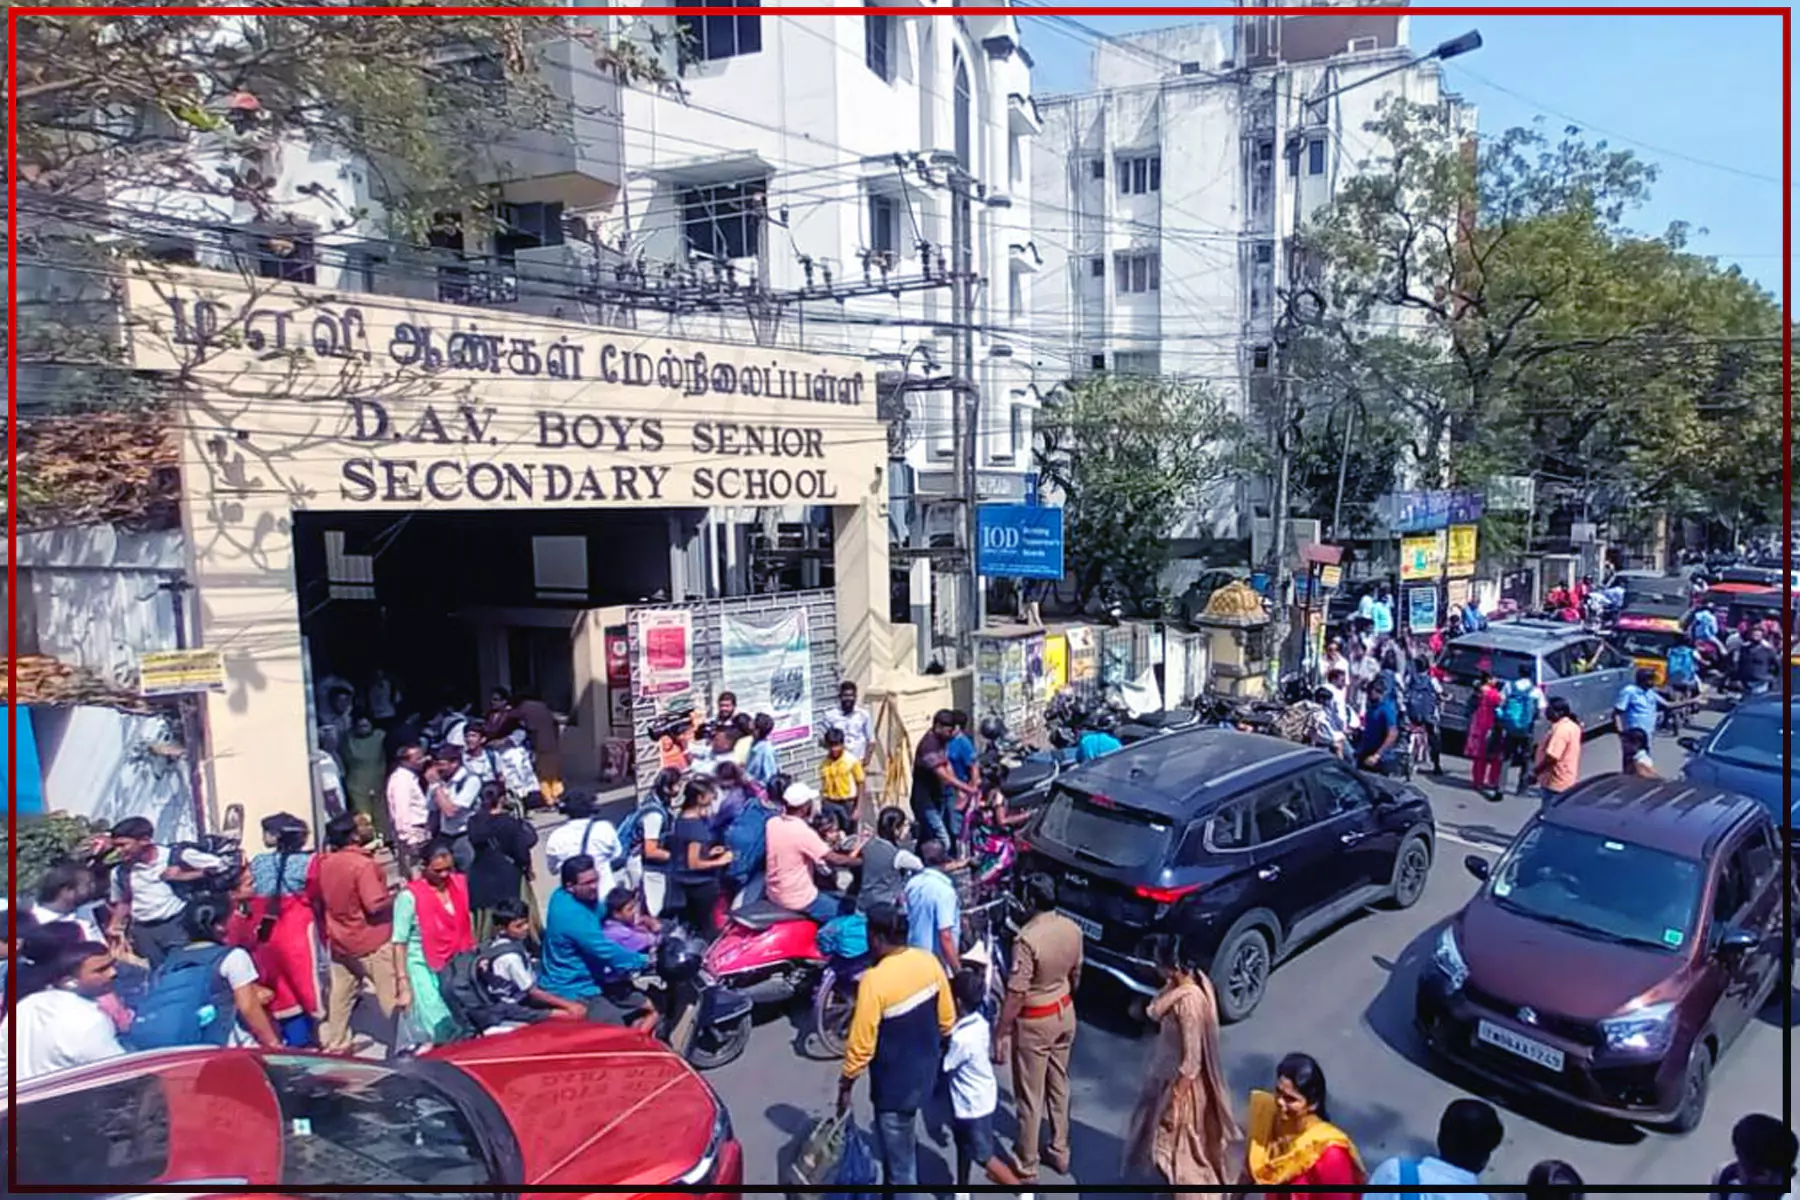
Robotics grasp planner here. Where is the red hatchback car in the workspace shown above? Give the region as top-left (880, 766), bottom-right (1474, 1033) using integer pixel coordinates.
top-left (2, 1022), bottom-right (742, 1195)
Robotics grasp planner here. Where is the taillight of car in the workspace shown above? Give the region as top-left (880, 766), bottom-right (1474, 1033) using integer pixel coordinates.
top-left (1134, 882), bottom-right (1203, 904)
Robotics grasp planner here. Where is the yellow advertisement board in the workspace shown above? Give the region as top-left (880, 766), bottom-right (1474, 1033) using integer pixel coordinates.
top-left (1399, 531), bottom-right (1446, 581)
top-left (1043, 634), bottom-right (1069, 696)
top-left (138, 649), bottom-right (226, 696)
top-left (1447, 524), bottom-right (1479, 577)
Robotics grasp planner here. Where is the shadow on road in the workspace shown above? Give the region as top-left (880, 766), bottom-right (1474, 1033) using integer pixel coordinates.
top-left (1361, 915), bottom-right (1646, 1149)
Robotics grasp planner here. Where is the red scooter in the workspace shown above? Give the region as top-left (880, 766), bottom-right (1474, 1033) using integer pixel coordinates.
top-left (701, 899), bottom-right (828, 1008)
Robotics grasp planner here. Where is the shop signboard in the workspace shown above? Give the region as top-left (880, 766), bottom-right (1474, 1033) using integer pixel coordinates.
top-left (1385, 489), bottom-right (1486, 533)
top-left (976, 505), bottom-right (1065, 580)
top-left (1399, 532), bottom-right (1447, 581)
top-left (721, 609), bottom-right (814, 745)
top-left (634, 609), bottom-right (693, 703)
top-left (1407, 585), bottom-right (1440, 633)
top-left (1446, 524), bottom-right (1479, 577)
top-left (138, 649), bottom-right (226, 696)
top-left (1319, 564), bottom-right (1344, 590)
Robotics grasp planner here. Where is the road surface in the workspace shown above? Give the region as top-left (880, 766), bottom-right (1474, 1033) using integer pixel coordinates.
top-left (696, 718), bottom-right (1793, 1196)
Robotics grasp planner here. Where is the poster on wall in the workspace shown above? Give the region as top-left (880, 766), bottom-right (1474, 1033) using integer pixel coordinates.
top-left (721, 609), bottom-right (814, 745)
top-left (1043, 635), bottom-right (1069, 697)
top-left (634, 609), bottom-right (694, 703)
top-left (1407, 585), bottom-right (1440, 633)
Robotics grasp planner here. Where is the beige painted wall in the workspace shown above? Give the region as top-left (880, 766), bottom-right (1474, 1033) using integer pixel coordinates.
top-left (127, 269), bottom-right (889, 833)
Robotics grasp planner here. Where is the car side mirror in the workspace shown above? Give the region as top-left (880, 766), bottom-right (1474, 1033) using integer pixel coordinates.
top-left (1715, 925), bottom-right (1760, 956)
top-left (1464, 855), bottom-right (1491, 882)
top-left (1678, 736), bottom-right (1701, 753)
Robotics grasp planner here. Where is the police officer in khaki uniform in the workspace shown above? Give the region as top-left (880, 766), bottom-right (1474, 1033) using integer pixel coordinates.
top-left (992, 873), bottom-right (1083, 1178)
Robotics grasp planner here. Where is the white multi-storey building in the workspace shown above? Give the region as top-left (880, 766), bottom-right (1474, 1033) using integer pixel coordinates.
top-left (613, 2), bottom-right (1041, 659)
top-left (1030, 4), bottom-right (1474, 559)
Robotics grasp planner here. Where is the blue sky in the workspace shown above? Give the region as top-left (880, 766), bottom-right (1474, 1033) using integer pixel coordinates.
top-left (1019, 5), bottom-right (1787, 296)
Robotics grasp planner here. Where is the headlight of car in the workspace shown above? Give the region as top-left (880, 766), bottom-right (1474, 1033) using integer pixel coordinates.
top-left (675, 1092), bottom-right (735, 1185)
top-left (1599, 1001), bottom-right (1676, 1054)
top-left (1433, 927), bottom-right (1469, 991)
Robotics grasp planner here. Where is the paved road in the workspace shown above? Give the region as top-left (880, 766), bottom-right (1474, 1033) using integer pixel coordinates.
top-left (699, 718), bottom-right (1794, 1196)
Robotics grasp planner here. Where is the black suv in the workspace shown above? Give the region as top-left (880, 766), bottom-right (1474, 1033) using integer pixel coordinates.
top-left (1018, 729), bottom-right (1436, 1021)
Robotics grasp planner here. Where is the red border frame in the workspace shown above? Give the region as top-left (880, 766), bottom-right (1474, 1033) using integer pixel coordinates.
top-left (7, 4), bottom-right (1792, 1194)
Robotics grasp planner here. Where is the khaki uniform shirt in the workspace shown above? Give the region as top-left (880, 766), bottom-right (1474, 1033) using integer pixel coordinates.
top-left (1007, 910), bottom-right (1084, 1005)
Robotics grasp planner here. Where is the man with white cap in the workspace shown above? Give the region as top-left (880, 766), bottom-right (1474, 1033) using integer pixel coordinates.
top-left (763, 780), bottom-right (861, 923)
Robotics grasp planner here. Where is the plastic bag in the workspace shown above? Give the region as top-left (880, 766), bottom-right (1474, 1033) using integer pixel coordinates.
top-left (394, 1004), bottom-right (431, 1055)
top-left (825, 1118), bottom-right (881, 1200)
top-left (784, 1111), bottom-right (848, 1200)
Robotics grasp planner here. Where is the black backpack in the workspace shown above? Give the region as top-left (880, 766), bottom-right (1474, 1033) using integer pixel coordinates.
top-left (437, 943), bottom-right (544, 1037)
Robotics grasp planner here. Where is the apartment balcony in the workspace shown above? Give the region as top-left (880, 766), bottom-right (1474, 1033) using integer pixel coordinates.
top-left (468, 30), bottom-right (624, 210)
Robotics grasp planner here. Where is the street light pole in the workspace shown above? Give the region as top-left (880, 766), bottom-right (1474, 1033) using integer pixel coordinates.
top-left (1264, 30), bottom-right (1481, 681)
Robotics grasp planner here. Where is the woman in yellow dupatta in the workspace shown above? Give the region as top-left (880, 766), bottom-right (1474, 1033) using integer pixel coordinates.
top-left (1120, 935), bottom-right (1242, 1199)
top-left (1246, 1053), bottom-right (1366, 1200)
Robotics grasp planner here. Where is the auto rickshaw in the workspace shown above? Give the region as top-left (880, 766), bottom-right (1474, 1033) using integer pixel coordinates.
top-left (1608, 601), bottom-right (1689, 686)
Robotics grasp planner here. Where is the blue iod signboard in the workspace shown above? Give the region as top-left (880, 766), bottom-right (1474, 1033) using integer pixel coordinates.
top-left (977, 504), bottom-right (1065, 580)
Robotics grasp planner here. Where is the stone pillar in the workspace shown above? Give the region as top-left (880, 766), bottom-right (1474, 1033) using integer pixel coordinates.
top-left (833, 493), bottom-right (893, 691)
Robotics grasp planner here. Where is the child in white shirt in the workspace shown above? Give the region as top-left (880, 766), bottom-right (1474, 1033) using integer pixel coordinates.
top-left (942, 967), bottom-right (1022, 1187)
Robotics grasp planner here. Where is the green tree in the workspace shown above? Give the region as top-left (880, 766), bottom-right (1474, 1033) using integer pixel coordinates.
top-left (1034, 375), bottom-right (1246, 605)
top-left (1298, 101), bottom-right (1781, 533)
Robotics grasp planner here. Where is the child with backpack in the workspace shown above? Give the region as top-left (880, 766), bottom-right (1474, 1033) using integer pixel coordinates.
top-left (473, 899), bottom-right (585, 1025)
top-left (128, 893), bottom-right (281, 1052)
top-left (1495, 664), bottom-right (1546, 798)
top-left (620, 768), bottom-right (680, 917)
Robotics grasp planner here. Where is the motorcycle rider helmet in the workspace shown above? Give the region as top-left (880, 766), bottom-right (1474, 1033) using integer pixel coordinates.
top-left (655, 933), bottom-right (704, 983)
top-left (978, 716), bottom-right (1008, 743)
top-left (1090, 708), bottom-right (1119, 734)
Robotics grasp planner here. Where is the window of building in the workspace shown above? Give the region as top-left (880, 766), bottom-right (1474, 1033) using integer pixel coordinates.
top-left (1308, 138), bottom-right (1326, 175)
top-left (953, 52), bottom-right (972, 169)
top-left (1252, 345), bottom-right (1272, 371)
top-left (678, 0), bottom-right (762, 64)
top-left (1011, 404), bottom-right (1031, 457)
top-left (1112, 350), bottom-right (1160, 376)
top-left (1089, 257), bottom-right (1105, 278)
top-left (1254, 241), bottom-right (1273, 265)
top-left (256, 230), bottom-right (316, 284)
top-left (495, 201), bottom-right (565, 260)
top-left (1007, 272), bottom-right (1023, 322)
top-left (1089, 158), bottom-right (1105, 180)
top-left (1113, 251), bottom-right (1159, 295)
top-left (864, 4), bottom-right (891, 80)
top-left (1256, 139), bottom-right (1274, 166)
top-left (1117, 154), bottom-right (1161, 196)
top-left (1008, 134), bottom-right (1022, 184)
top-left (681, 179), bottom-right (766, 260)
top-left (1090, 353), bottom-right (1106, 371)
top-left (868, 192), bottom-right (900, 257)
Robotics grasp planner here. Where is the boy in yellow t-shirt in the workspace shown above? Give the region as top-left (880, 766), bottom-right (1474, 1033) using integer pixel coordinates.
top-left (819, 726), bottom-right (866, 828)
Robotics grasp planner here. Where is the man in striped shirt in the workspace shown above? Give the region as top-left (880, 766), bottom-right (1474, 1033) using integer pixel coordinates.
top-left (837, 902), bottom-right (954, 1199)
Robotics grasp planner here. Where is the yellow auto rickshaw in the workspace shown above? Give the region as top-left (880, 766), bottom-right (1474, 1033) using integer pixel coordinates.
top-left (1608, 602), bottom-right (1688, 686)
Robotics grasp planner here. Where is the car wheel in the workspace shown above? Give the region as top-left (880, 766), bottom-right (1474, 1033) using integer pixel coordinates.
top-left (1665, 1043), bottom-right (1712, 1134)
top-left (1214, 925), bottom-right (1273, 1024)
top-left (1386, 835), bottom-right (1433, 910)
top-left (687, 1012), bottom-right (753, 1071)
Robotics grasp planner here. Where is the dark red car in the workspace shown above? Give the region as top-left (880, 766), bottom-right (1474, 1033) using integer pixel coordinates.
top-left (2, 1022), bottom-right (742, 1195)
top-left (1417, 775), bottom-right (1787, 1133)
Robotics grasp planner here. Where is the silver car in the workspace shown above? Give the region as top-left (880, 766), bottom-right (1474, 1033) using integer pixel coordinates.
top-left (1436, 620), bottom-right (1636, 737)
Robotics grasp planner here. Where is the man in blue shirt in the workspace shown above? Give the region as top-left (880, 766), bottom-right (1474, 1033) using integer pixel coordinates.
top-left (1356, 676), bottom-right (1402, 772)
top-left (902, 839), bottom-right (961, 972)
top-left (540, 855), bottom-right (655, 1031)
top-left (945, 711), bottom-right (977, 851)
top-left (1612, 667), bottom-right (1667, 770)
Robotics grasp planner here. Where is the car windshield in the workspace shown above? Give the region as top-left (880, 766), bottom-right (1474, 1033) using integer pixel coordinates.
top-left (1614, 628), bottom-right (1682, 658)
top-left (1034, 785), bottom-right (1171, 869)
top-left (1488, 823), bottom-right (1701, 952)
top-left (1705, 709), bottom-right (1797, 772)
top-left (5, 1073), bottom-right (172, 1188)
top-left (265, 1056), bottom-right (497, 1191)
top-left (1438, 645), bottom-right (1535, 684)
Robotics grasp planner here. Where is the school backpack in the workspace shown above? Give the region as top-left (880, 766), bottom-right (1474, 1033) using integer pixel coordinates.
top-left (817, 913), bottom-right (869, 961)
top-left (614, 799), bottom-right (670, 868)
top-left (123, 944), bottom-right (236, 1051)
top-left (1404, 674), bottom-right (1441, 722)
top-left (1497, 678), bottom-right (1539, 735)
top-left (438, 943), bottom-right (543, 1038)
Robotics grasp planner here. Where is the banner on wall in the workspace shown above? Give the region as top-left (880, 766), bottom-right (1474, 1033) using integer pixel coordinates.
top-left (721, 609), bottom-right (814, 744)
top-left (1400, 531), bottom-right (1447, 581)
top-left (634, 609), bottom-right (694, 702)
top-left (1446, 524), bottom-right (1479, 577)
top-left (1407, 585), bottom-right (1440, 633)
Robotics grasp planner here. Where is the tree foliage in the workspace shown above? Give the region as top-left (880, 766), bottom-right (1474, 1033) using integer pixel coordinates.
top-left (1034, 376), bottom-right (1246, 604)
top-left (1296, 102), bottom-right (1781, 531)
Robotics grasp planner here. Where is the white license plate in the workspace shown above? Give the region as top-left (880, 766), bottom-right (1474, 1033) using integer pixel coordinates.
top-left (1060, 909), bottom-right (1102, 940)
top-left (1477, 1020), bottom-right (1565, 1072)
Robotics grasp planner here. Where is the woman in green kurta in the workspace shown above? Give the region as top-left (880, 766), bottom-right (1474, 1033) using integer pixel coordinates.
top-left (391, 840), bottom-right (476, 1046)
top-left (343, 716), bottom-right (391, 839)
